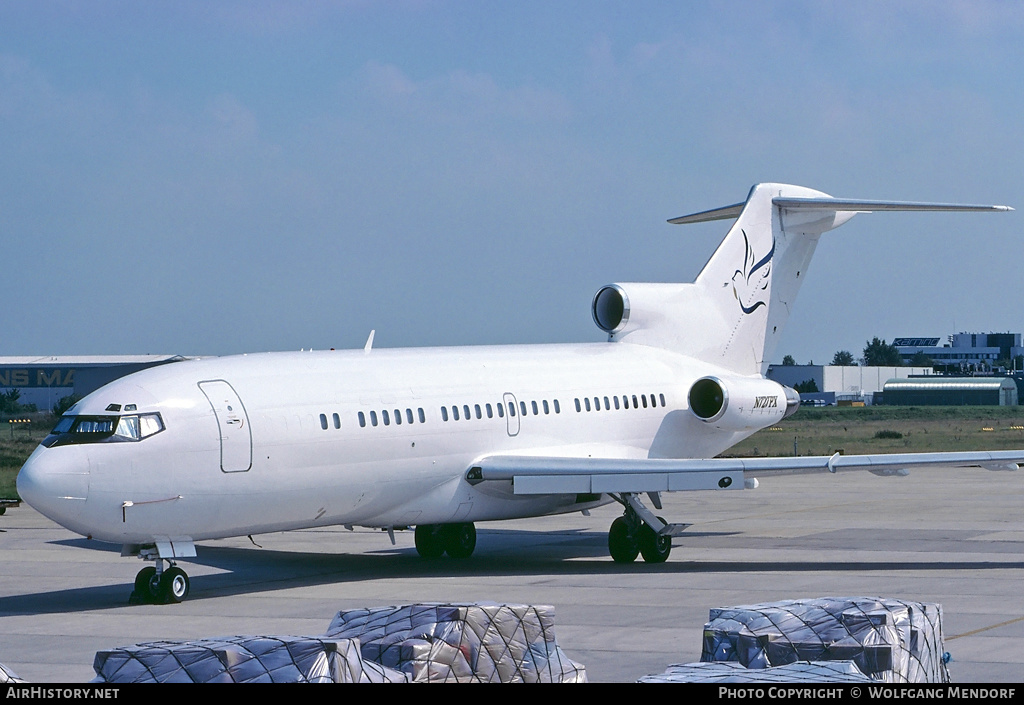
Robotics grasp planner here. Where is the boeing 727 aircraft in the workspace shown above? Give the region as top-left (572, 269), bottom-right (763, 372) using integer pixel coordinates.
top-left (16, 183), bottom-right (1019, 604)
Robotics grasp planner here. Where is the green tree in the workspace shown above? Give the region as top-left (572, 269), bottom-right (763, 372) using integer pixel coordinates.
top-left (52, 394), bottom-right (80, 418)
top-left (0, 389), bottom-right (21, 414)
top-left (782, 355), bottom-right (796, 366)
top-left (909, 351), bottom-right (935, 367)
top-left (862, 337), bottom-right (902, 366)
top-left (794, 378), bottom-right (819, 393)
top-left (831, 350), bottom-right (855, 366)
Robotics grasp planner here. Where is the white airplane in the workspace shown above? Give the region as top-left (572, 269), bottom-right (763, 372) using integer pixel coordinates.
top-left (17, 183), bottom-right (1019, 604)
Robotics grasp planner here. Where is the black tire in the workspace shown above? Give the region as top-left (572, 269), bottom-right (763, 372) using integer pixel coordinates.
top-left (443, 522), bottom-right (477, 559)
top-left (133, 566), bottom-right (160, 604)
top-left (415, 524), bottom-right (446, 559)
top-left (608, 516), bottom-right (639, 563)
top-left (159, 566), bottom-right (190, 603)
top-left (639, 522), bottom-right (671, 564)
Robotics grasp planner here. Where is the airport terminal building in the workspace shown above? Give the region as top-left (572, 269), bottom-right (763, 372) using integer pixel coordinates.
top-left (894, 333), bottom-right (1024, 372)
top-left (0, 356), bottom-right (188, 413)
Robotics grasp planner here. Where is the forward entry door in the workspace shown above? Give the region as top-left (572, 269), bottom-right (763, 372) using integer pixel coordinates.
top-left (198, 380), bottom-right (253, 472)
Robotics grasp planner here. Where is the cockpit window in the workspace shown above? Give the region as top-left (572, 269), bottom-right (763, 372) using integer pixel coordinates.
top-left (44, 413), bottom-right (165, 447)
top-left (113, 414), bottom-right (164, 440)
top-left (116, 415), bottom-right (140, 439)
top-left (76, 417), bottom-right (117, 434)
top-left (52, 416), bottom-right (75, 434)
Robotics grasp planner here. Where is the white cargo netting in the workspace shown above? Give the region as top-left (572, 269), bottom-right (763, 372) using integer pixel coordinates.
top-left (324, 602), bottom-right (587, 682)
top-left (639, 660), bottom-right (874, 683)
top-left (0, 661), bottom-right (25, 683)
top-left (92, 635), bottom-right (408, 683)
top-left (700, 597), bottom-right (948, 683)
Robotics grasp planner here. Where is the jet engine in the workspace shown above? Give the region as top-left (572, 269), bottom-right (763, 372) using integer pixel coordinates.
top-left (592, 283), bottom-right (683, 338)
top-left (688, 375), bottom-right (800, 431)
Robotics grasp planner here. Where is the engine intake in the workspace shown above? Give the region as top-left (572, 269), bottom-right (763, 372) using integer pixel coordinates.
top-left (688, 375), bottom-right (799, 430)
top-left (592, 285), bottom-right (629, 334)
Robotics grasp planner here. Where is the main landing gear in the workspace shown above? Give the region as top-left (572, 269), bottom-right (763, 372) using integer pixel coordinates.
top-left (607, 492), bottom-right (689, 564)
top-left (131, 558), bottom-right (191, 604)
top-left (414, 522), bottom-right (477, 559)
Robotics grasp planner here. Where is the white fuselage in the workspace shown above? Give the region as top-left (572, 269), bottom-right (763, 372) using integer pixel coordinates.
top-left (19, 341), bottom-right (766, 546)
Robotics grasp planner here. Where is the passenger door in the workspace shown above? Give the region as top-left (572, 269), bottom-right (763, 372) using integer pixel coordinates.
top-left (198, 380), bottom-right (253, 472)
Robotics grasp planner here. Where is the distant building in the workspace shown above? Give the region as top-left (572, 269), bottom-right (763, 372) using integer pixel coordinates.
top-left (882, 377), bottom-right (1018, 406)
top-left (894, 333), bottom-right (1024, 372)
top-left (766, 365), bottom-right (934, 405)
top-left (0, 356), bottom-right (189, 413)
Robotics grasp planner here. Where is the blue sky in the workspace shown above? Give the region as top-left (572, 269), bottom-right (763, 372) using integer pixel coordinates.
top-left (3, 1), bottom-right (1022, 363)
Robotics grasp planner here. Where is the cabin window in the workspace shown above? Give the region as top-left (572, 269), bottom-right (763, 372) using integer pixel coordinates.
top-left (531, 400), bottom-right (538, 415)
top-left (584, 398), bottom-right (591, 412)
top-left (333, 413), bottom-right (341, 429)
top-left (474, 404), bottom-right (482, 419)
top-left (574, 398), bottom-right (581, 412)
top-left (520, 401), bottom-right (527, 416)
top-left (486, 403), bottom-right (493, 418)
top-left (613, 396), bottom-right (620, 410)
top-left (508, 402), bottom-right (516, 417)
top-left (370, 411), bottom-right (378, 427)
top-left (659, 393), bottom-right (666, 407)
top-left (553, 399), bottom-right (560, 414)
top-left (406, 409), bottom-right (414, 424)
top-left (632, 395), bottom-right (638, 409)
top-left (358, 411), bottom-right (366, 427)
top-left (641, 395), bottom-right (648, 408)
top-left (497, 403), bottom-right (505, 418)
top-left (464, 405), bottom-right (471, 420)
top-left (453, 406), bottom-right (460, 421)
top-left (441, 407), bottom-right (449, 422)
top-left (320, 414), bottom-right (328, 430)
top-left (418, 408), bottom-right (426, 423)
top-left (394, 409), bottom-right (402, 425)
top-left (382, 410), bottom-right (390, 426)
top-left (542, 400), bottom-right (549, 414)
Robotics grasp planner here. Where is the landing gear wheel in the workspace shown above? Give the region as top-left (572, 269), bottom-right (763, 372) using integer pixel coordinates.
top-left (159, 566), bottom-right (190, 603)
top-left (133, 566), bottom-right (161, 604)
top-left (415, 524), bottom-right (446, 559)
top-left (639, 518), bottom-right (672, 563)
top-left (443, 522), bottom-right (476, 559)
top-left (608, 516), bottom-right (639, 563)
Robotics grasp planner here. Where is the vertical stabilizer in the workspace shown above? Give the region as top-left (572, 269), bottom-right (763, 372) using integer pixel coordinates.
top-left (595, 183), bottom-right (1009, 375)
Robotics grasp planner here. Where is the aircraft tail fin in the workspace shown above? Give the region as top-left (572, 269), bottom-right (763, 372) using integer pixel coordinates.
top-left (593, 183), bottom-right (1011, 375)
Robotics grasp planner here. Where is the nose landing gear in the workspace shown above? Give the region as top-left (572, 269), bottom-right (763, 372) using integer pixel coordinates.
top-left (131, 557), bottom-right (191, 604)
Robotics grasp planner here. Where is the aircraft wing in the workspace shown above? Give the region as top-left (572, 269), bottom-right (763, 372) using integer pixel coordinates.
top-left (465, 451), bottom-right (1022, 495)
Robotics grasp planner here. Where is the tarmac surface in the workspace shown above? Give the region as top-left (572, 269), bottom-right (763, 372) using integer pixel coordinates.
top-left (1, 466), bottom-right (1022, 683)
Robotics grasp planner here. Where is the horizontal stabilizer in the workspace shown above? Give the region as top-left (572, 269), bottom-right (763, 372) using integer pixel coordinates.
top-left (772, 197), bottom-right (1013, 213)
top-left (670, 192), bottom-right (1012, 225)
top-left (667, 202), bottom-right (744, 224)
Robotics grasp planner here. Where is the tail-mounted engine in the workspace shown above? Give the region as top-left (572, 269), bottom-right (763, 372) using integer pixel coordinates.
top-left (688, 375), bottom-right (800, 431)
top-left (592, 283), bottom-right (684, 339)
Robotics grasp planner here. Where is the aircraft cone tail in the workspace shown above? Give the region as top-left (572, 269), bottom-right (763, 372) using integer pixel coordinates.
top-left (597, 183), bottom-right (1012, 375)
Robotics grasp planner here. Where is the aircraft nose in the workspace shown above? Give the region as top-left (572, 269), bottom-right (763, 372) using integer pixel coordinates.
top-left (17, 445), bottom-right (90, 525)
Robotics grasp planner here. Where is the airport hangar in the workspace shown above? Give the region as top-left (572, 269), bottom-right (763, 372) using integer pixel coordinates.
top-left (0, 356), bottom-right (189, 413)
